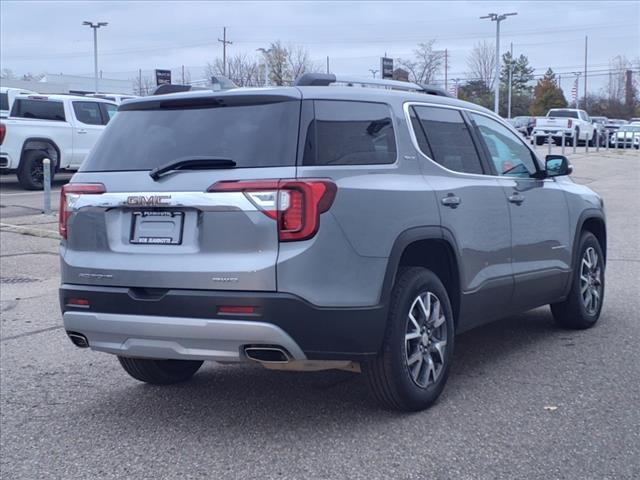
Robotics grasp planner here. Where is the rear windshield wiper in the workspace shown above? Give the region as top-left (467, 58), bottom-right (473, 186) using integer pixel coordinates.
top-left (149, 157), bottom-right (236, 180)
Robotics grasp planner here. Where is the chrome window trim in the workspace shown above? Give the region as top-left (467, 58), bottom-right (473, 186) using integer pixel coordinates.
top-left (403, 101), bottom-right (552, 183)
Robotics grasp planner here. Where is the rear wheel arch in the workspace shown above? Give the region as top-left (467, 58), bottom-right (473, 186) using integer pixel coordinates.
top-left (382, 227), bottom-right (461, 327)
top-left (20, 138), bottom-right (60, 170)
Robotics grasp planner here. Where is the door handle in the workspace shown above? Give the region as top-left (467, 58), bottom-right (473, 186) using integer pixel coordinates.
top-left (77, 129), bottom-right (87, 134)
top-left (508, 193), bottom-right (525, 205)
top-left (441, 193), bottom-right (461, 208)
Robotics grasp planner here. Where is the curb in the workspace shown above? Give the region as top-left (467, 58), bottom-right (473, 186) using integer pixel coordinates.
top-left (0, 222), bottom-right (60, 240)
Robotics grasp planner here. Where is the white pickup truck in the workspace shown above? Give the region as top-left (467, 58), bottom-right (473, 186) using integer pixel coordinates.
top-left (532, 108), bottom-right (597, 147)
top-left (0, 94), bottom-right (117, 189)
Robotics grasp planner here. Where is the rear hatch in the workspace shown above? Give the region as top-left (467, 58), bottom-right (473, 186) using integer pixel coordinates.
top-left (61, 89), bottom-right (302, 291)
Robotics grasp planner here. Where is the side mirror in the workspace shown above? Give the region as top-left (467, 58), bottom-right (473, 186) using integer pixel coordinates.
top-left (545, 155), bottom-right (573, 177)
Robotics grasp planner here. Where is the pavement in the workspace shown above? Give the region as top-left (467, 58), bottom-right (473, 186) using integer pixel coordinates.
top-left (1, 150), bottom-right (639, 479)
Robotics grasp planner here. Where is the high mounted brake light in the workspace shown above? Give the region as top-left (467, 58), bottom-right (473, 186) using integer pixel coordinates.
top-left (208, 179), bottom-right (337, 242)
top-left (59, 183), bottom-right (106, 239)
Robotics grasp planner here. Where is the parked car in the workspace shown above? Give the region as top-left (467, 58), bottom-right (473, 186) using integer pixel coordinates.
top-left (59, 73), bottom-right (606, 412)
top-left (609, 124), bottom-right (640, 149)
top-left (0, 94), bottom-right (117, 189)
top-left (629, 117), bottom-right (640, 123)
top-left (509, 116), bottom-right (535, 137)
top-left (603, 118), bottom-right (628, 135)
top-left (86, 93), bottom-right (138, 104)
top-left (0, 86), bottom-right (37, 118)
top-left (532, 108), bottom-right (597, 146)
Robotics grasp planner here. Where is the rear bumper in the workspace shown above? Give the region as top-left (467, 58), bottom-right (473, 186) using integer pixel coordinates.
top-left (60, 284), bottom-right (387, 361)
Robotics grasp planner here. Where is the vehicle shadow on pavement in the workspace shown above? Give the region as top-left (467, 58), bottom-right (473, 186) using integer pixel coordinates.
top-left (77, 306), bottom-right (577, 430)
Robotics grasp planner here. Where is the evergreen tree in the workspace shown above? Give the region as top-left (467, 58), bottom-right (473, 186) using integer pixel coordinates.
top-left (529, 68), bottom-right (567, 116)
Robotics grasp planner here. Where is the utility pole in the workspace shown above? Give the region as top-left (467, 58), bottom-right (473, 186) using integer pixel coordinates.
top-left (218, 27), bottom-right (233, 76)
top-left (138, 68), bottom-right (142, 95)
top-left (326, 56), bottom-right (330, 74)
top-left (182, 65), bottom-right (185, 84)
top-left (507, 42), bottom-right (513, 118)
top-left (444, 49), bottom-right (448, 90)
top-left (480, 12), bottom-right (517, 115)
top-left (584, 36), bottom-right (588, 110)
top-left (369, 69), bottom-right (379, 78)
top-left (82, 21), bottom-right (108, 94)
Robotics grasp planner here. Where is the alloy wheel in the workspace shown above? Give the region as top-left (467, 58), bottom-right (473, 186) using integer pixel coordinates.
top-left (580, 246), bottom-right (603, 315)
top-left (404, 291), bottom-right (448, 388)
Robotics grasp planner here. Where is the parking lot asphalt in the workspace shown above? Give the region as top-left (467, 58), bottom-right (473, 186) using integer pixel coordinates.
top-left (1, 149), bottom-right (639, 479)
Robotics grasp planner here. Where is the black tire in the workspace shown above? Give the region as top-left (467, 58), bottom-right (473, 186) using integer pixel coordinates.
top-left (17, 150), bottom-right (54, 190)
top-left (588, 131), bottom-right (596, 147)
top-left (118, 356), bottom-right (203, 385)
top-left (364, 267), bottom-right (455, 411)
top-left (553, 138), bottom-right (563, 146)
top-left (535, 136), bottom-right (545, 146)
top-left (551, 232), bottom-right (605, 329)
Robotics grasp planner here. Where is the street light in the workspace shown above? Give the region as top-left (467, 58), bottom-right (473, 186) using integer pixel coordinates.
top-left (369, 69), bottom-right (379, 79)
top-left (82, 21), bottom-right (108, 94)
top-left (480, 12), bottom-right (517, 115)
top-left (256, 48), bottom-right (273, 87)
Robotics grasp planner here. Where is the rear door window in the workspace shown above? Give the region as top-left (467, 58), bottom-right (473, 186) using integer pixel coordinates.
top-left (411, 106), bottom-right (484, 174)
top-left (0, 93), bottom-right (8, 111)
top-left (302, 100), bottom-right (396, 166)
top-left (81, 99), bottom-right (300, 172)
top-left (73, 101), bottom-right (103, 125)
top-left (11, 99), bottom-right (66, 121)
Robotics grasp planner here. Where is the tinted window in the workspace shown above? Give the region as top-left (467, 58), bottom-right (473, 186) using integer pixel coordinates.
top-left (81, 100), bottom-right (299, 172)
top-left (73, 101), bottom-right (103, 125)
top-left (411, 106), bottom-right (483, 174)
top-left (469, 113), bottom-right (538, 177)
top-left (0, 93), bottom-right (8, 111)
top-left (303, 100), bottom-right (396, 166)
top-left (100, 103), bottom-right (117, 124)
top-left (548, 109), bottom-right (579, 119)
top-left (11, 99), bottom-right (65, 121)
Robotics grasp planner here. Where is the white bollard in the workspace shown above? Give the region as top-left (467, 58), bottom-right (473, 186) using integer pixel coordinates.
top-left (42, 158), bottom-right (51, 214)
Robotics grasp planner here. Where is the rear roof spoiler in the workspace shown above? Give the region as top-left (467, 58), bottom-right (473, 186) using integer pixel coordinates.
top-left (152, 77), bottom-right (238, 96)
top-left (294, 73), bottom-right (452, 97)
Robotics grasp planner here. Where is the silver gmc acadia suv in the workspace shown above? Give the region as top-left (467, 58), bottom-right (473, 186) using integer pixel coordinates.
top-left (59, 74), bottom-right (606, 411)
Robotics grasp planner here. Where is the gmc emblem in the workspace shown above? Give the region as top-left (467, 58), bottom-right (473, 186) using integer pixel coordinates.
top-left (126, 195), bottom-right (172, 206)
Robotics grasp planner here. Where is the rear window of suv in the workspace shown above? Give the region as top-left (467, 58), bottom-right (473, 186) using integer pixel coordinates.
top-left (302, 100), bottom-right (397, 166)
top-left (11, 99), bottom-right (66, 121)
top-left (80, 99), bottom-right (300, 171)
top-left (0, 93), bottom-right (8, 111)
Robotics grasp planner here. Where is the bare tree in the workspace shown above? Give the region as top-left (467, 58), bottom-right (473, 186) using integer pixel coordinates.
top-left (205, 53), bottom-right (261, 87)
top-left (606, 55), bottom-right (634, 102)
top-left (260, 41), bottom-right (317, 86)
top-left (396, 40), bottom-right (445, 84)
top-left (1, 68), bottom-right (15, 79)
top-left (132, 75), bottom-right (155, 96)
top-left (466, 40), bottom-right (496, 92)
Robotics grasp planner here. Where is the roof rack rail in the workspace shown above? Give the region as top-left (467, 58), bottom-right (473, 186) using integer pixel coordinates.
top-left (294, 73), bottom-right (452, 97)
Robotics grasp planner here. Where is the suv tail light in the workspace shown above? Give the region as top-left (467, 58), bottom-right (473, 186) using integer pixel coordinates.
top-left (0, 123), bottom-right (5, 145)
top-left (568, 119), bottom-right (573, 128)
top-left (209, 179), bottom-right (337, 242)
top-left (59, 183), bottom-right (106, 239)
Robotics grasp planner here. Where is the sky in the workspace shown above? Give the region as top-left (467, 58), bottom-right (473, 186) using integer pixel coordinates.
top-left (1, 0), bottom-right (639, 94)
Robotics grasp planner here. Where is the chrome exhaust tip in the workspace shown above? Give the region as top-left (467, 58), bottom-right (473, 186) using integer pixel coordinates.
top-left (244, 346), bottom-right (290, 364)
top-left (67, 332), bottom-right (89, 348)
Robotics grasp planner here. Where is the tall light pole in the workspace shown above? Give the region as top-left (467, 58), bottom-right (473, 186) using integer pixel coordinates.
top-left (369, 69), bottom-right (379, 78)
top-left (480, 12), bottom-right (517, 115)
top-left (83, 21), bottom-right (108, 94)
top-left (256, 48), bottom-right (273, 86)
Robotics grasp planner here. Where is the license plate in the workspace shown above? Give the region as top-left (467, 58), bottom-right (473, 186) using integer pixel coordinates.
top-left (130, 211), bottom-right (184, 245)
